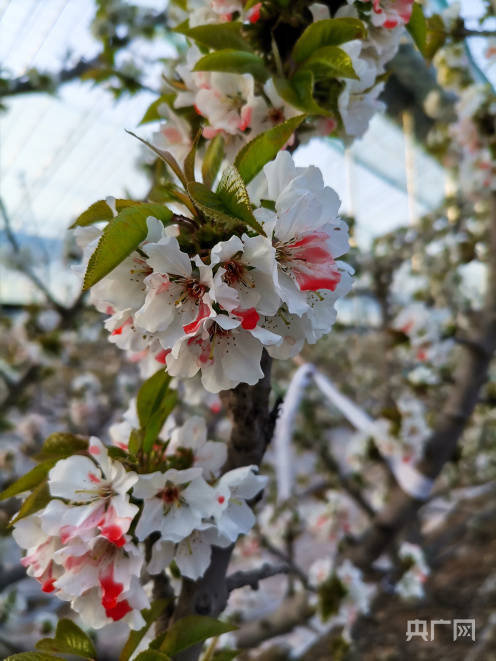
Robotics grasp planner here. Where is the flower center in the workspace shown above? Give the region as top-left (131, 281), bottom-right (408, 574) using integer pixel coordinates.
top-left (159, 485), bottom-right (180, 504)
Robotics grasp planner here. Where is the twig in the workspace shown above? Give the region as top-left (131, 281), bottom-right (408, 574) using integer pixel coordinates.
top-left (0, 565), bottom-right (26, 590)
top-left (226, 563), bottom-right (289, 593)
top-left (257, 533), bottom-right (313, 591)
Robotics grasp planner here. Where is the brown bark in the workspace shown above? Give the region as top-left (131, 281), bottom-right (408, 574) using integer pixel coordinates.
top-left (172, 352), bottom-right (273, 660)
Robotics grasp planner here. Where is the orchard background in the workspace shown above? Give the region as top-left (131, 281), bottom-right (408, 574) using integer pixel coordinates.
top-left (1, 1), bottom-right (496, 659)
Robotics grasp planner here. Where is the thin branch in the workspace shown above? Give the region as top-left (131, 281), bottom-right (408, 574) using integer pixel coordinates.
top-left (235, 594), bottom-right (314, 649)
top-left (257, 532), bottom-right (313, 591)
top-left (0, 565), bottom-right (26, 590)
top-left (0, 11), bottom-right (167, 98)
top-left (226, 563), bottom-right (289, 593)
top-left (347, 193), bottom-right (496, 569)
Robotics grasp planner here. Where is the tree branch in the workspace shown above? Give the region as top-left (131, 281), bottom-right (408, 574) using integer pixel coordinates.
top-left (172, 352), bottom-right (273, 661)
top-left (226, 563), bottom-right (289, 593)
top-left (235, 593), bottom-right (314, 650)
top-left (347, 193), bottom-right (496, 569)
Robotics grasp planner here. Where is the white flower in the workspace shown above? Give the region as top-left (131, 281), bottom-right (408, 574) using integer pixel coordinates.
top-left (169, 416), bottom-right (227, 479)
top-left (365, 0), bottom-right (414, 29)
top-left (44, 437), bottom-right (138, 547)
top-left (254, 152), bottom-right (349, 315)
top-left (174, 46), bottom-right (211, 109)
top-left (12, 514), bottom-right (62, 594)
top-left (133, 467), bottom-right (213, 541)
top-left (166, 316), bottom-right (279, 393)
top-left (210, 234), bottom-right (280, 315)
top-left (148, 523), bottom-right (231, 580)
top-left (153, 106), bottom-right (192, 163)
top-left (88, 217), bottom-right (164, 314)
top-left (55, 536), bottom-right (148, 628)
top-left (210, 465), bottom-right (267, 542)
top-left (309, 557), bottom-right (333, 587)
top-left (134, 237), bottom-right (213, 347)
top-left (195, 72), bottom-right (264, 136)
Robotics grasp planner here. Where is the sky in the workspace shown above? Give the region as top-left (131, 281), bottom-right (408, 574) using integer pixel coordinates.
top-left (0, 0), bottom-right (490, 304)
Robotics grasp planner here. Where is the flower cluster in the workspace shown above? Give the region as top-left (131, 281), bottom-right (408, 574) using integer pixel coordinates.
top-left (395, 541), bottom-right (430, 601)
top-left (153, 0), bottom-right (414, 155)
top-left (79, 152), bottom-right (352, 392)
top-left (12, 419), bottom-right (266, 627)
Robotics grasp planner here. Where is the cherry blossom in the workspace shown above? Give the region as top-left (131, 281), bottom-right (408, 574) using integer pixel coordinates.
top-left (148, 523), bottom-right (231, 580)
top-left (44, 437), bottom-right (138, 547)
top-left (134, 236), bottom-right (214, 346)
top-left (133, 467), bottom-right (214, 541)
top-left (168, 416), bottom-right (227, 479)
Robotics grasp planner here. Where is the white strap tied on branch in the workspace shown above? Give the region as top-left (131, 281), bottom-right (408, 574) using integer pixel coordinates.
top-left (311, 369), bottom-right (434, 501)
top-left (273, 363), bottom-right (315, 502)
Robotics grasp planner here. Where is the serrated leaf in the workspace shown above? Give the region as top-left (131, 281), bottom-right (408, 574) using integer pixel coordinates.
top-left (234, 115), bottom-right (306, 184)
top-left (83, 203), bottom-right (173, 290)
top-left (407, 3), bottom-right (427, 54)
top-left (36, 619), bottom-right (96, 659)
top-left (119, 600), bottom-right (171, 661)
top-left (160, 616), bottom-right (237, 656)
top-left (137, 370), bottom-right (177, 452)
top-left (35, 433), bottom-right (88, 462)
top-left (187, 182), bottom-right (244, 230)
top-left (0, 462), bottom-right (55, 501)
top-left (10, 481), bottom-right (50, 524)
top-left (135, 652), bottom-right (171, 661)
top-left (202, 134), bottom-right (225, 189)
top-left (139, 94), bottom-right (176, 125)
top-left (5, 654), bottom-right (65, 661)
top-left (292, 18), bottom-right (366, 64)
top-left (70, 199), bottom-right (140, 228)
top-left (217, 165), bottom-right (265, 235)
top-left (176, 22), bottom-right (252, 51)
top-left (194, 50), bottom-right (268, 82)
top-left (274, 72), bottom-right (328, 114)
top-left (298, 45), bottom-right (358, 80)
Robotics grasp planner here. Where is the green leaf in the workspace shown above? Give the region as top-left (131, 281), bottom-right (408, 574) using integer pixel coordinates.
top-left (10, 482), bottom-right (50, 524)
top-left (139, 94), bottom-right (176, 125)
top-left (194, 50), bottom-right (268, 82)
top-left (36, 619), bottom-right (96, 659)
top-left (234, 115), bottom-right (306, 184)
top-left (70, 199), bottom-right (140, 228)
top-left (423, 13), bottom-right (446, 60)
top-left (292, 18), bottom-right (366, 64)
top-left (274, 72), bottom-right (328, 114)
top-left (134, 652), bottom-right (171, 661)
top-left (407, 3), bottom-right (427, 54)
top-left (137, 369), bottom-right (177, 453)
top-left (160, 616), bottom-right (237, 656)
top-left (298, 46), bottom-right (358, 80)
top-left (176, 22), bottom-right (252, 51)
top-left (187, 182), bottom-right (243, 230)
top-left (184, 130), bottom-right (201, 183)
top-left (35, 433), bottom-right (88, 462)
top-left (119, 600), bottom-right (171, 661)
top-left (126, 130), bottom-right (188, 188)
top-left (216, 165), bottom-right (265, 235)
top-left (202, 134), bottom-right (225, 189)
top-left (5, 654), bottom-right (65, 661)
top-left (0, 462), bottom-right (54, 501)
top-left (83, 203), bottom-right (173, 290)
